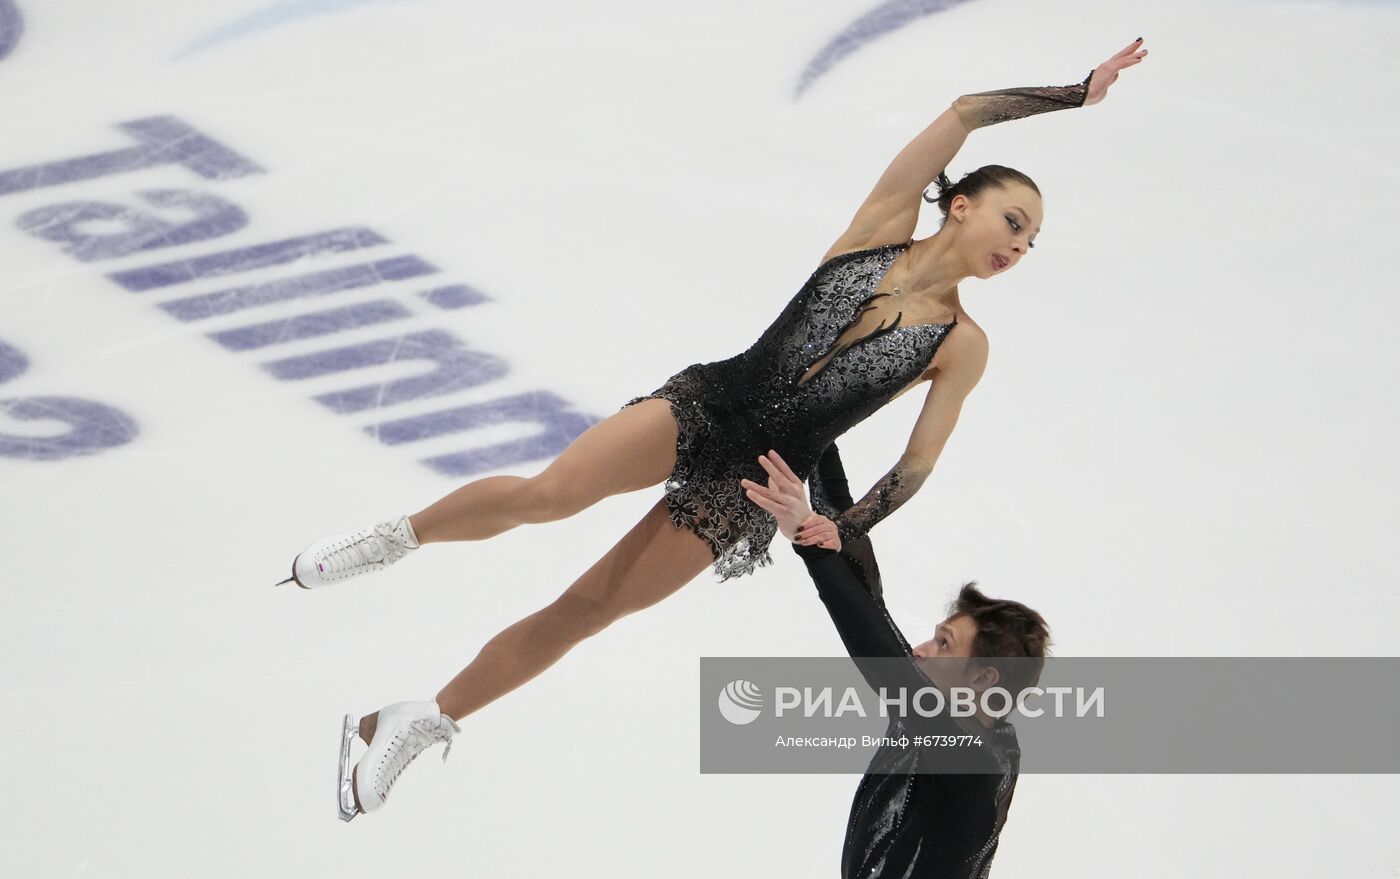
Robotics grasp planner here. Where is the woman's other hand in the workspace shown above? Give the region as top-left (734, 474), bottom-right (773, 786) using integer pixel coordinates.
top-left (794, 512), bottom-right (841, 552)
top-left (1084, 37), bottom-right (1148, 107)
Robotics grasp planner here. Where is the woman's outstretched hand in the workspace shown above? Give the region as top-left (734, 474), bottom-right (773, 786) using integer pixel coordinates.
top-left (1084, 37), bottom-right (1148, 107)
top-left (740, 450), bottom-right (843, 551)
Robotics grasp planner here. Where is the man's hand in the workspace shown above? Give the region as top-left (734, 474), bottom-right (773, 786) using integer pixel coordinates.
top-left (740, 449), bottom-right (843, 551)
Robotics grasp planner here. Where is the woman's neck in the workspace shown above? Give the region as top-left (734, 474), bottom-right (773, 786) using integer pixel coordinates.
top-left (902, 233), bottom-right (969, 311)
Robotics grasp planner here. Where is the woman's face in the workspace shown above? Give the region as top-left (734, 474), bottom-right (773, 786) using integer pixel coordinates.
top-left (953, 183), bottom-right (1042, 279)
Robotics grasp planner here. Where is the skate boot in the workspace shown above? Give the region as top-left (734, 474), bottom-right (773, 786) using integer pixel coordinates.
top-left (337, 700), bottom-right (461, 822)
top-left (276, 515), bottom-right (419, 589)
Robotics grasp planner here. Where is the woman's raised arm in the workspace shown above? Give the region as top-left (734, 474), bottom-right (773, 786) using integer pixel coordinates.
top-left (820, 106), bottom-right (972, 264)
top-left (821, 38), bottom-right (1147, 265)
top-left (821, 66), bottom-right (1090, 263)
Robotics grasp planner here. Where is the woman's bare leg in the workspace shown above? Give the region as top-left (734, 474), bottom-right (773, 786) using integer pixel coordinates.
top-left (408, 398), bottom-right (678, 543)
top-left (359, 497), bottom-right (715, 740)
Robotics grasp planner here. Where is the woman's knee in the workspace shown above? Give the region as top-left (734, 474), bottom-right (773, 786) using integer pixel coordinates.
top-left (517, 475), bottom-right (583, 524)
top-left (544, 590), bottom-right (625, 643)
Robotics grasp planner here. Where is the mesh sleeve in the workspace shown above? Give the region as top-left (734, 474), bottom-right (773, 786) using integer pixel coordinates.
top-left (952, 70), bottom-right (1094, 131)
top-left (809, 443), bottom-right (885, 600)
top-left (830, 456), bottom-right (932, 549)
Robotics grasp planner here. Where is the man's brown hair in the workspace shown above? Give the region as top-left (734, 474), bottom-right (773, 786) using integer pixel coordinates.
top-left (948, 582), bottom-right (1051, 697)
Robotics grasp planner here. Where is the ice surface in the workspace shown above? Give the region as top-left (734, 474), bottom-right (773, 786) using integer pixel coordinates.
top-left (2, 0), bottom-right (1398, 876)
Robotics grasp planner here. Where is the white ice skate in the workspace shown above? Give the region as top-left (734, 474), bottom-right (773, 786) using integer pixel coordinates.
top-left (337, 701), bottom-right (461, 822)
top-left (276, 515), bottom-right (419, 589)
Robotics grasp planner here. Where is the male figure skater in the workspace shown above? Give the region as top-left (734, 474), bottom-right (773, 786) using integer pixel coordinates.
top-left (742, 445), bottom-right (1050, 878)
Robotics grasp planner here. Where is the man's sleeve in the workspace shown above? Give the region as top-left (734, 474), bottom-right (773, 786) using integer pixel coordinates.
top-left (792, 541), bottom-right (975, 740)
top-left (792, 540), bottom-right (927, 693)
top-left (809, 442), bottom-right (885, 600)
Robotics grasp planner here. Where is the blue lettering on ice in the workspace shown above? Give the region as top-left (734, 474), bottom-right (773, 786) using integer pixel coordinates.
top-left (18, 190), bottom-right (249, 261)
top-left (0, 117), bottom-right (597, 476)
top-left (420, 284), bottom-right (489, 310)
top-left (111, 227), bottom-right (387, 292)
top-left (795, 0), bottom-right (974, 98)
top-left (156, 254), bottom-right (436, 319)
top-left (174, 0), bottom-right (410, 59)
top-left (0, 116), bottom-right (264, 196)
top-left (0, 339), bottom-right (140, 460)
top-left (368, 392), bottom-right (597, 478)
top-left (262, 330), bottom-right (509, 414)
top-left (0, 0), bottom-right (23, 63)
top-left (210, 300), bottom-right (412, 351)
top-left (0, 340), bottom-right (25, 385)
top-left (0, 341), bottom-right (24, 386)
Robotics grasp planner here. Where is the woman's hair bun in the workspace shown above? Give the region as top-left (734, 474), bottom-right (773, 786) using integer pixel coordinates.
top-left (920, 166), bottom-right (1041, 224)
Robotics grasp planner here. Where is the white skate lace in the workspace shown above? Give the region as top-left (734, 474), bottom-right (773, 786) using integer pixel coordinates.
top-left (321, 522), bottom-right (410, 577)
top-left (373, 716), bottom-right (459, 801)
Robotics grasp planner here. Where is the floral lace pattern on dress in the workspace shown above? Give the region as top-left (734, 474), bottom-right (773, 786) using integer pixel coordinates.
top-left (624, 244), bottom-right (955, 582)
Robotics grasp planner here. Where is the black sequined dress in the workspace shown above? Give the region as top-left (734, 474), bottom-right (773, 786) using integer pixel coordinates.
top-left (623, 242), bottom-right (956, 581)
top-left (622, 69), bottom-right (1093, 582)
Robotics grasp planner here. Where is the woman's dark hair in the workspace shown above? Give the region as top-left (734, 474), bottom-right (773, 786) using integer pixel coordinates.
top-left (947, 581), bottom-right (1051, 697)
top-left (923, 165), bottom-right (1040, 222)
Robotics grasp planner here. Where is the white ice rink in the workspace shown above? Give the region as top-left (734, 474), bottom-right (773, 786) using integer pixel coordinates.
top-left (3, 0), bottom-right (1398, 875)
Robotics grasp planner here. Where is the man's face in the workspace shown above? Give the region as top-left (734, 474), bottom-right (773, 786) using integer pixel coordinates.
top-left (912, 614), bottom-right (990, 691)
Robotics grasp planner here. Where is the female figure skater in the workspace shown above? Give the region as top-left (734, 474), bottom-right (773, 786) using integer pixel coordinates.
top-left (278, 39), bottom-right (1148, 821)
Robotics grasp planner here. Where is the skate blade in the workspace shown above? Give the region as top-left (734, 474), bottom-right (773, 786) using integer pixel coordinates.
top-left (275, 558), bottom-right (311, 590)
top-left (338, 714), bottom-right (359, 822)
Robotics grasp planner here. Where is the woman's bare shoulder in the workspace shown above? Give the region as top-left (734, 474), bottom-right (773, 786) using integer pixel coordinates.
top-left (925, 313), bottom-right (988, 381)
top-left (952, 313), bottom-right (988, 347)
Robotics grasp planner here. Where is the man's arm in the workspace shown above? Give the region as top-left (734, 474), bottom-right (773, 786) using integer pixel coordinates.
top-left (809, 442), bottom-right (885, 600)
top-left (747, 446), bottom-right (964, 730)
top-left (791, 540), bottom-right (928, 694)
top-left (793, 541), bottom-right (977, 742)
